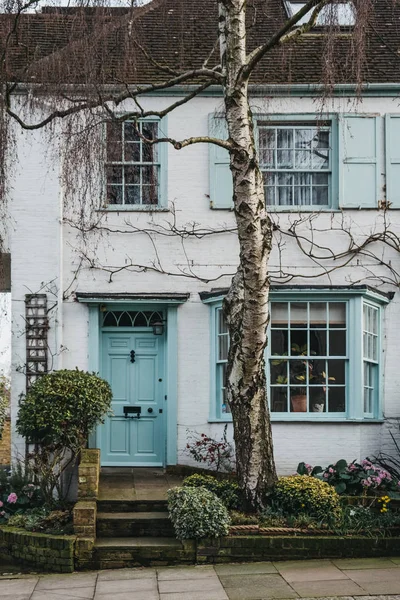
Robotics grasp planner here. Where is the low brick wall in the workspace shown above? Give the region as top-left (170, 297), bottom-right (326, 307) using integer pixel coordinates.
top-left (0, 418), bottom-right (11, 466)
top-left (196, 535), bottom-right (400, 564)
top-left (0, 527), bottom-right (75, 572)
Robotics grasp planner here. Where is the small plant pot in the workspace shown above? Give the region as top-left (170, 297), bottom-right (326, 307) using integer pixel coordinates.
top-left (291, 394), bottom-right (307, 412)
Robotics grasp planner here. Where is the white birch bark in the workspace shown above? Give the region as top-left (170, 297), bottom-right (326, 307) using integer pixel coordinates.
top-left (219, 0), bottom-right (277, 509)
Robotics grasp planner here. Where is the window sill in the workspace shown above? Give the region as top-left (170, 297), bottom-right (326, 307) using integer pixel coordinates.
top-left (97, 206), bottom-right (169, 213)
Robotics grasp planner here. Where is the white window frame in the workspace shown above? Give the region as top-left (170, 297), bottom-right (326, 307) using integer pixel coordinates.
top-left (284, 1), bottom-right (356, 27)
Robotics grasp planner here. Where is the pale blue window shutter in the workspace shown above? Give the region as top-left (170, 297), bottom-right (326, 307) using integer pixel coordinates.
top-left (209, 114), bottom-right (233, 209)
top-left (385, 115), bottom-right (400, 209)
top-left (339, 115), bottom-right (380, 208)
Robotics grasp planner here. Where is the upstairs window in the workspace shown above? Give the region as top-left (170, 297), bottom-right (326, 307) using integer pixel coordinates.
top-left (105, 120), bottom-right (161, 208)
top-left (258, 123), bottom-right (332, 207)
top-left (285, 1), bottom-right (355, 27)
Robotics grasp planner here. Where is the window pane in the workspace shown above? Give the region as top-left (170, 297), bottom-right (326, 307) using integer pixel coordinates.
top-left (329, 303), bottom-right (346, 327)
top-left (290, 303), bottom-right (307, 327)
top-left (142, 165), bottom-right (159, 186)
top-left (271, 330), bottom-right (288, 355)
top-left (294, 185), bottom-right (311, 206)
top-left (277, 129), bottom-right (293, 149)
top-left (271, 387), bottom-right (288, 412)
top-left (270, 359), bottom-right (288, 384)
top-left (310, 303), bottom-right (327, 326)
top-left (271, 302), bottom-right (288, 325)
top-left (107, 185), bottom-right (123, 205)
top-left (328, 359), bottom-right (345, 385)
top-left (327, 387), bottom-right (346, 412)
top-left (277, 150), bottom-right (294, 169)
top-left (290, 388), bottom-right (307, 412)
top-left (295, 150), bottom-right (311, 169)
top-left (124, 166), bottom-right (140, 185)
top-left (312, 185), bottom-right (329, 205)
top-left (125, 186), bottom-right (140, 205)
top-left (124, 122), bottom-right (140, 142)
top-left (277, 185), bottom-right (293, 205)
top-left (106, 166), bottom-right (123, 184)
top-left (142, 185), bottom-right (159, 205)
top-left (218, 309), bottom-right (228, 334)
top-left (309, 359), bottom-right (326, 385)
top-left (329, 330), bottom-right (346, 356)
top-left (310, 330), bottom-right (327, 356)
top-left (107, 122), bottom-right (122, 161)
top-left (309, 387), bottom-right (326, 412)
top-left (125, 142), bottom-right (140, 162)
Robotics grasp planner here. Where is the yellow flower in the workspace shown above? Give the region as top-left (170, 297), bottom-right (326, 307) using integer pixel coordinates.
top-left (381, 507), bottom-right (388, 513)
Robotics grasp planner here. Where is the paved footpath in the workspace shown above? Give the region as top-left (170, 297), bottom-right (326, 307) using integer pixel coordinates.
top-left (1, 557), bottom-right (400, 600)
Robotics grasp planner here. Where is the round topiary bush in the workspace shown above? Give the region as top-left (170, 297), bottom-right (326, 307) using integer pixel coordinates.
top-left (168, 486), bottom-right (231, 539)
top-left (16, 369), bottom-right (112, 450)
top-left (272, 475), bottom-right (342, 524)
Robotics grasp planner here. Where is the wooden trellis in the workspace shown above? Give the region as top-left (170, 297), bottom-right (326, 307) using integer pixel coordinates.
top-left (25, 294), bottom-right (49, 391)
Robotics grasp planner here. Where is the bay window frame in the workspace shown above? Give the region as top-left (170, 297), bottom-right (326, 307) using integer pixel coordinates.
top-left (206, 288), bottom-right (388, 423)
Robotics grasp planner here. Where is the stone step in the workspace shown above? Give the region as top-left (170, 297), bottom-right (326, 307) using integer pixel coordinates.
top-left (97, 499), bottom-right (168, 513)
top-left (93, 537), bottom-right (195, 569)
top-left (96, 511), bottom-right (175, 538)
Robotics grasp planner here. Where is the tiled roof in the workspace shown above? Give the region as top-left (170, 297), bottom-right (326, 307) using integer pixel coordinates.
top-left (1, 0), bottom-right (399, 86)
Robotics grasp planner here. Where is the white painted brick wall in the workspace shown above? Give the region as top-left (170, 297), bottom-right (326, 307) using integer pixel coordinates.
top-left (9, 94), bottom-right (400, 468)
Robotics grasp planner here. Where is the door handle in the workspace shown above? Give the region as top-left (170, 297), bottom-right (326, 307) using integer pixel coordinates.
top-left (130, 350), bottom-right (136, 363)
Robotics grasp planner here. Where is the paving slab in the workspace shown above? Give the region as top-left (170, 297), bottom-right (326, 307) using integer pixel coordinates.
top-left (274, 560), bottom-right (334, 571)
top-left (0, 577), bottom-right (38, 595)
top-left (215, 563), bottom-right (278, 576)
top-left (159, 591), bottom-right (228, 600)
top-left (219, 573), bottom-right (298, 600)
top-left (159, 576), bottom-right (225, 593)
top-left (35, 574), bottom-right (97, 590)
top-left (279, 565), bottom-right (349, 583)
top-left (332, 558), bottom-right (400, 570)
top-left (95, 592), bottom-right (158, 600)
top-left (289, 579), bottom-right (365, 597)
top-left (357, 582), bottom-right (400, 595)
top-left (96, 577), bottom-right (157, 594)
top-left (31, 589), bottom-right (94, 600)
top-left (0, 595), bottom-right (31, 600)
top-left (344, 568), bottom-right (400, 583)
top-left (97, 568), bottom-right (156, 581)
top-left (157, 565), bottom-right (216, 580)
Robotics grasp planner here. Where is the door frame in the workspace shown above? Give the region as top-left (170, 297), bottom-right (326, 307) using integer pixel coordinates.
top-left (87, 302), bottom-right (179, 466)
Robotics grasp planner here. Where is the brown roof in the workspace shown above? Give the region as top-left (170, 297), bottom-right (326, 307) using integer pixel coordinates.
top-left (1, 0), bottom-right (399, 87)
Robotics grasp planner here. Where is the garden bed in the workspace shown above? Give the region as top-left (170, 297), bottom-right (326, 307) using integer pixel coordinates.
top-left (0, 526), bottom-right (76, 572)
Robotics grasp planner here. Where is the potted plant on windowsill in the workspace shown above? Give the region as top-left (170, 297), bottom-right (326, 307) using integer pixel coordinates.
top-left (272, 344), bottom-right (335, 413)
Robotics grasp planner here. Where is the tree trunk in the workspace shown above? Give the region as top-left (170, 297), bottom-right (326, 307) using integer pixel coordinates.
top-left (220, 0), bottom-right (277, 510)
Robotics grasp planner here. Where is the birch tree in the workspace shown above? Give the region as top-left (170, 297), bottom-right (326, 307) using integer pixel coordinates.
top-left (0, 0), bottom-right (379, 508)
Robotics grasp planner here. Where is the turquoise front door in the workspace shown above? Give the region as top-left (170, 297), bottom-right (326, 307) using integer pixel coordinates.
top-left (100, 332), bottom-right (165, 466)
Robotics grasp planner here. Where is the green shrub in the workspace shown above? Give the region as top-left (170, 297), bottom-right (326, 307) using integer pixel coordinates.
top-left (230, 510), bottom-right (259, 525)
top-left (168, 486), bottom-right (231, 539)
top-left (271, 475), bottom-right (342, 524)
top-left (182, 473), bottom-right (241, 509)
top-left (16, 369), bottom-right (112, 506)
top-left (17, 369), bottom-right (112, 450)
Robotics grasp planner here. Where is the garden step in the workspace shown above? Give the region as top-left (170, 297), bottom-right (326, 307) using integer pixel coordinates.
top-left (93, 537), bottom-right (195, 569)
top-left (97, 499), bottom-right (168, 513)
top-left (96, 511), bottom-right (175, 538)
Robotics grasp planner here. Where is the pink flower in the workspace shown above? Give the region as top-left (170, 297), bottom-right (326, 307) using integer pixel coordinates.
top-left (0, 511), bottom-right (5, 516)
top-left (328, 467), bottom-right (334, 474)
top-left (0, 501), bottom-right (3, 508)
top-left (7, 493), bottom-right (17, 504)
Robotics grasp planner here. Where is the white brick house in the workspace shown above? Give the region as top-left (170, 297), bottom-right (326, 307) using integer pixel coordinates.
top-left (5, 0), bottom-right (400, 473)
